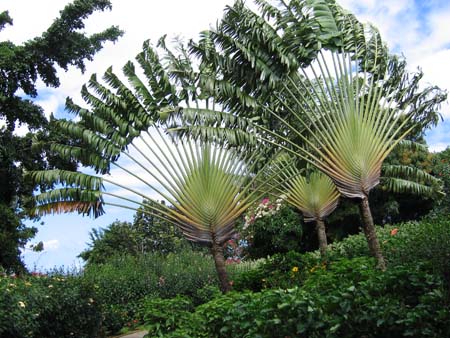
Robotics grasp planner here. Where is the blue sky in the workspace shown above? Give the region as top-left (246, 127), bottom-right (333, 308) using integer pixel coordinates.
top-left (1, 0), bottom-right (448, 271)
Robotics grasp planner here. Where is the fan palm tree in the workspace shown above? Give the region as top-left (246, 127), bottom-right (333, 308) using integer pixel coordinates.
top-left (27, 40), bottom-right (281, 293)
top-left (31, 128), bottom-right (276, 293)
top-left (254, 45), bottom-right (418, 269)
top-left (271, 162), bottom-right (339, 258)
top-left (178, 1), bottom-right (443, 269)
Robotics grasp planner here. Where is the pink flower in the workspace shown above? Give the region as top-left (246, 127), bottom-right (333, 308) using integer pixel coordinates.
top-left (261, 197), bottom-right (270, 205)
top-left (390, 228), bottom-right (398, 236)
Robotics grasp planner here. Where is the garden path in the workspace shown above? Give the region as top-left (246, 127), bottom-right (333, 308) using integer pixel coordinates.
top-left (114, 330), bottom-right (147, 338)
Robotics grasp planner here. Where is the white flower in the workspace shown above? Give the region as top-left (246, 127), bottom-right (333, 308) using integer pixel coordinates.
top-left (18, 301), bottom-right (26, 308)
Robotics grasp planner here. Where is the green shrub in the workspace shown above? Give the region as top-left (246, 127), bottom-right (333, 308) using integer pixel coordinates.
top-left (173, 258), bottom-right (450, 338)
top-left (192, 284), bottom-right (221, 306)
top-left (240, 202), bottom-right (304, 259)
top-left (328, 219), bottom-right (450, 290)
top-left (232, 251), bottom-right (319, 291)
top-left (0, 274), bottom-right (102, 338)
top-left (385, 219), bottom-right (450, 285)
top-left (139, 295), bottom-right (194, 337)
top-left (82, 249), bottom-right (217, 334)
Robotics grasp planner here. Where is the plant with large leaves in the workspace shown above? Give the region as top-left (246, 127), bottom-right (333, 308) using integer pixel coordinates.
top-left (271, 161), bottom-right (339, 258)
top-left (31, 127), bottom-right (276, 293)
top-left (171, 0), bottom-right (445, 269)
top-left (28, 41), bottom-right (279, 293)
top-left (256, 45), bottom-right (419, 269)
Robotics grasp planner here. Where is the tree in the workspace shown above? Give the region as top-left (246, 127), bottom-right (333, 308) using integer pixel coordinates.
top-left (0, 0), bottom-right (122, 272)
top-left (274, 165), bottom-right (339, 258)
top-left (239, 197), bottom-right (304, 259)
top-left (131, 200), bottom-right (189, 254)
top-left (29, 41), bottom-right (279, 293)
top-left (79, 220), bottom-right (136, 265)
top-left (79, 203), bottom-right (186, 265)
top-left (167, 0), bottom-right (446, 268)
top-left (428, 147), bottom-right (450, 218)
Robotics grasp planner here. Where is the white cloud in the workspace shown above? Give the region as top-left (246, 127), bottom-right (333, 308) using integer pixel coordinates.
top-left (339, 0), bottom-right (450, 149)
top-left (428, 142), bottom-right (448, 153)
top-left (43, 239), bottom-right (60, 251)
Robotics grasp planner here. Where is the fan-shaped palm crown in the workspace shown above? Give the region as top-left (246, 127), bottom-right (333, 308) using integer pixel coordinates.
top-left (273, 162), bottom-right (339, 257)
top-left (285, 171), bottom-right (339, 222)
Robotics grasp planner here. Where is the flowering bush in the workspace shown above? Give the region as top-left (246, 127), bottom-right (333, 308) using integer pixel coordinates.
top-left (239, 197), bottom-right (303, 259)
top-left (0, 273), bottom-right (102, 338)
top-left (243, 197), bottom-right (284, 230)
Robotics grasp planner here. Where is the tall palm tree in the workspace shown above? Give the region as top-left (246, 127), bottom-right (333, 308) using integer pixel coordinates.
top-left (32, 128), bottom-right (275, 293)
top-left (177, 1), bottom-right (445, 269)
top-left (28, 41), bottom-right (279, 293)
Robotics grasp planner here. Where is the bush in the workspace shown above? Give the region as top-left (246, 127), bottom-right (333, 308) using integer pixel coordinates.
top-left (0, 274), bottom-right (102, 338)
top-left (139, 295), bottom-right (194, 337)
top-left (192, 284), bottom-right (221, 306)
top-left (232, 251), bottom-right (319, 291)
top-left (385, 219), bottom-right (450, 286)
top-left (328, 219), bottom-right (450, 289)
top-left (173, 258), bottom-right (450, 337)
top-left (82, 249), bottom-right (218, 334)
top-left (240, 200), bottom-right (304, 258)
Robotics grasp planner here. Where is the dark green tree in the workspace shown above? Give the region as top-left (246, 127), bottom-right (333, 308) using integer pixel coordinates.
top-left (0, 0), bottom-right (123, 272)
top-left (132, 200), bottom-right (189, 255)
top-left (79, 200), bottom-right (189, 265)
top-left (241, 204), bottom-right (304, 259)
top-left (79, 220), bottom-right (137, 265)
top-left (428, 147), bottom-right (450, 218)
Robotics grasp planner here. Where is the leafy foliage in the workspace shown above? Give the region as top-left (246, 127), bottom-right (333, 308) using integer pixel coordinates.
top-left (0, 0), bottom-right (122, 273)
top-left (239, 202), bottom-right (304, 259)
top-left (79, 201), bottom-right (188, 265)
top-left (428, 147), bottom-right (450, 217)
top-left (139, 295), bottom-right (194, 337)
top-left (0, 273), bottom-right (102, 338)
top-left (82, 249), bottom-right (217, 334)
top-left (231, 250), bottom-right (315, 291)
top-left (170, 258), bottom-right (449, 338)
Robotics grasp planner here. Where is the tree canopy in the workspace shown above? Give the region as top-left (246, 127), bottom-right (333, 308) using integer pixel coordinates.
top-left (0, 0), bottom-right (123, 273)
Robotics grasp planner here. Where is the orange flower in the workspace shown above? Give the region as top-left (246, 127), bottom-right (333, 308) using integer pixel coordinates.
top-left (390, 228), bottom-right (398, 236)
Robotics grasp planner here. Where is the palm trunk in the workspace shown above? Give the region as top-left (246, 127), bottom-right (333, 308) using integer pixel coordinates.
top-left (315, 219), bottom-right (328, 259)
top-left (359, 196), bottom-right (386, 270)
top-left (211, 234), bottom-right (231, 293)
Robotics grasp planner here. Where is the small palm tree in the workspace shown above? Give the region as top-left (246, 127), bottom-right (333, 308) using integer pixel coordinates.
top-left (273, 164), bottom-right (339, 258)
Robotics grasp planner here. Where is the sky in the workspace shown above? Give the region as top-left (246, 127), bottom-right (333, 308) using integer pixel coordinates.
top-left (0, 0), bottom-right (449, 271)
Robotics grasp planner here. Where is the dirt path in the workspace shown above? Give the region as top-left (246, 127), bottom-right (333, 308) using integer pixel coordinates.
top-left (112, 330), bottom-right (147, 338)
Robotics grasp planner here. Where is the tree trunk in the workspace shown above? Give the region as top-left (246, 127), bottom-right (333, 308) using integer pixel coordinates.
top-left (359, 196), bottom-right (386, 270)
top-left (315, 219), bottom-right (328, 259)
top-left (211, 234), bottom-right (231, 293)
